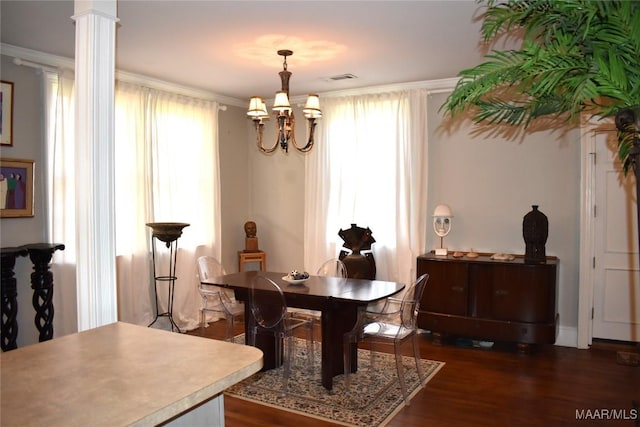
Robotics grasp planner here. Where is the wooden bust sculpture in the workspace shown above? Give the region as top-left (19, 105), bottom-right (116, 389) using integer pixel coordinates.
top-left (244, 221), bottom-right (259, 252)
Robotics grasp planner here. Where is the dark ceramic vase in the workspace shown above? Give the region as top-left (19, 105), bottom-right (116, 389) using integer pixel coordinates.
top-left (522, 206), bottom-right (548, 264)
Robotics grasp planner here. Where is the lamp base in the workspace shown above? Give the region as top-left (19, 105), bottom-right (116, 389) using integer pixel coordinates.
top-left (435, 248), bottom-right (448, 256)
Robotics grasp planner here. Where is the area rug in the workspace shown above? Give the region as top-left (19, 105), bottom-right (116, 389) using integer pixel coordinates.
top-left (225, 335), bottom-right (444, 426)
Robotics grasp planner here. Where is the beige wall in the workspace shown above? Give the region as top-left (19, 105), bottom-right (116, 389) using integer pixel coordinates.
top-left (219, 104), bottom-right (307, 275)
top-left (218, 104), bottom-right (250, 273)
top-left (246, 105), bottom-right (306, 273)
top-left (0, 55), bottom-right (49, 346)
top-left (1, 53), bottom-right (582, 348)
top-left (428, 91), bottom-right (581, 341)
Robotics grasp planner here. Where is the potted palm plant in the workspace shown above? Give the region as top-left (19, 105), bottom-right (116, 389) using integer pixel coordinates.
top-left (442, 0), bottom-right (639, 165)
top-left (441, 0), bottom-right (639, 360)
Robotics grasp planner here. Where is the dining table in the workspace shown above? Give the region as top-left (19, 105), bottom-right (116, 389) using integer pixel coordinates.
top-left (203, 270), bottom-right (405, 390)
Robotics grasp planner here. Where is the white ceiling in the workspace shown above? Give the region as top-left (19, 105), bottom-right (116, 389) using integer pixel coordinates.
top-left (1, 1), bottom-right (497, 102)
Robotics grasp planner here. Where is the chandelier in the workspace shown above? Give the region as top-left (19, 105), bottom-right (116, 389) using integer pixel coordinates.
top-left (247, 50), bottom-right (322, 153)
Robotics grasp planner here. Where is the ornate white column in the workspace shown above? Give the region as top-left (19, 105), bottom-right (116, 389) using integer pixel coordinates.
top-left (72, 0), bottom-right (118, 330)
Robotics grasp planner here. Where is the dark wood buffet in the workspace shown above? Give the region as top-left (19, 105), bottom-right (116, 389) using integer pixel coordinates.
top-left (417, 253), bottom-right (558, 353)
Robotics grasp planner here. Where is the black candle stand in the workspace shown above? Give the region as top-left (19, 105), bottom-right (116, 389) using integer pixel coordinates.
top-left (146, 223), bottom-right (189, 333)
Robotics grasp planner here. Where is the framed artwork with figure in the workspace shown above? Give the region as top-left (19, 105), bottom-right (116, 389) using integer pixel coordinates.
top-left (0, 158), bottom-right (34, 218)
top-left (1, 80), bottom-right (14, 147)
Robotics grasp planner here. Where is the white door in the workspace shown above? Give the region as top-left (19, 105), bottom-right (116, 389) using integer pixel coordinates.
top-left (593, 128), bottom-right (640, 342)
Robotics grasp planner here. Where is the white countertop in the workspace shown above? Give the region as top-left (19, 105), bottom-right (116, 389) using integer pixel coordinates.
top-left (0, 322), bottom-right (263, 426)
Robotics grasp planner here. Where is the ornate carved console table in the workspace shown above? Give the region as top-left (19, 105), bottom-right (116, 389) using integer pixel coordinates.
top-left (1, 246), bottom-right (28, 351)
top-left (1, 243), bottom-right (65, 351)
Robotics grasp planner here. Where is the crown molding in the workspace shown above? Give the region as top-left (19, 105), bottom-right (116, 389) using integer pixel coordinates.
top-left (2, 43), bottom-right (460, 109)
top-left (1, 43), bottom-right (244, 108)
top-left (2, 43), bottom-right (75, 70)
top-left (309, 77), bottom-right (459, 102)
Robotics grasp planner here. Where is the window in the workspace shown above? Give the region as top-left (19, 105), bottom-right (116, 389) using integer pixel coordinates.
top-left (305, 89), bottom-right (429, 285)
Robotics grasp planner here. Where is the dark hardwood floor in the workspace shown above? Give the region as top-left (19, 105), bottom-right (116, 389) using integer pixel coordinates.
top-left (188, 321), bottom-right (640, 427)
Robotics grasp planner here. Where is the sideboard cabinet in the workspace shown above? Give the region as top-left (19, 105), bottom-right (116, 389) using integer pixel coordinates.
top-left (417, 253), bottom-right (558, 352)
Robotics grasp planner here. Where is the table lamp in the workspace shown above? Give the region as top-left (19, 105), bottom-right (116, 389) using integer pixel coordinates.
top-left (433, 204), bottom-right (453, 256)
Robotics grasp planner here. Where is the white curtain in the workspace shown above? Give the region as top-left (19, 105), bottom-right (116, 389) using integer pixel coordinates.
top-left (44, 75), bottom-right (222, 334)
top-left (115, 82), bottom-right (222, 331)
top-left (304, 89), bottom-right (429, 287)
top-left (44, 70), bottom-right (79, 338)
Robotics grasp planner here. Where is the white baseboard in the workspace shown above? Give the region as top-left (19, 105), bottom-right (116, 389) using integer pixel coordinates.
top-left (419, 326), bottom-right (580, 348)
top-left (555, 325), bottom-right (578, 348)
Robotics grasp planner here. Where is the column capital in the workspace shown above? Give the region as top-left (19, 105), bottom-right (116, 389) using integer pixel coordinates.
top-left (73, 0), bottom-right (117, 18)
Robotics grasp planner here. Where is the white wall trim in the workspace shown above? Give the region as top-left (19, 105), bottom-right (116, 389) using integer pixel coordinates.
top-left (2, 43), bottom-right (75, 71)
top-left (556, 325), bottom-right (578, 348)
top-left (1, 43), bottom-right (240, 107)
top-left (312, 77), bottom-right (459, 101)
top-left (578, 118), bottom-right (597, 349)
top-left (3, 43), bottom-right (459, 108)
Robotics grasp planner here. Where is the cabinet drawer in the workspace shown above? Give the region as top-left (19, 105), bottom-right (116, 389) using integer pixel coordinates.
top-left (418, 258), bottom-right (468, 316)
top-left (490, 264), bottom-right (556, 323)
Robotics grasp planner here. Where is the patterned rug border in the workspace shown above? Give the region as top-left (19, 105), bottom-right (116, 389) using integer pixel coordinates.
top-left (227, 393), bottom-right (355, 427)
top-left (225, 336), bottom-right (444, 427)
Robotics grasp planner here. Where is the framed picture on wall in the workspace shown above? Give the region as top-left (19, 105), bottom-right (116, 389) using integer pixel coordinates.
top-left (0, 158), bottom-right (34, 218)
top-left (1, 81), bottom-right (14, 147)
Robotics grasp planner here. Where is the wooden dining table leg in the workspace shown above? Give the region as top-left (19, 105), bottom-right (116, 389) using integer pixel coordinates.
top-left (321, 300), bottom-right (359, 390)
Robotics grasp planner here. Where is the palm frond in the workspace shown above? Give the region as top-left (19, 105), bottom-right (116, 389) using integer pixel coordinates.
top-left (474, 98), bottom-right (529, 126)
top-left (444, 0), bottom-right (640, 118)
top-left (618, 130), bottom-right (638, 175)
top-left (443, 0), bottom-right (640, 167)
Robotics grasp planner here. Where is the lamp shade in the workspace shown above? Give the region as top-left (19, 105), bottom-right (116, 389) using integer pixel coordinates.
top-left (302, 93), bottom-right (320, 114)
top-left (247, 97), bottom-right (268, 118)
top-left (433, 204), bottom-right (453, 218)
top-left (303, 94), bottom-right (322, 119)
top-left (273, 91), bottom-right (292, 112)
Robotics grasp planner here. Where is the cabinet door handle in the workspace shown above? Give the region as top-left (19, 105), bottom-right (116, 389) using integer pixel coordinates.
top-left (451, 286), bottom-right (464, 292)
top-left (494, 289), bottom-right (509, 296)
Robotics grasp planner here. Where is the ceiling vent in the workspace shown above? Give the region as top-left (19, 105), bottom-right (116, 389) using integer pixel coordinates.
top-left (328, 73), bottom-right (358, 81)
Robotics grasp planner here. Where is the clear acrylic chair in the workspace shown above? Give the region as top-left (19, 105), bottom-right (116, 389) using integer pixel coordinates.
top-left (248, 275), bottom-right (315, 396)
top-left (343, 273), bottom-right (429, 406)
top-left (290, 258), bottom-right (348, 320)
top-left (196, 255), bottom-right (244, 341)
top-left (316, 258), bottom-right (348, 278)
